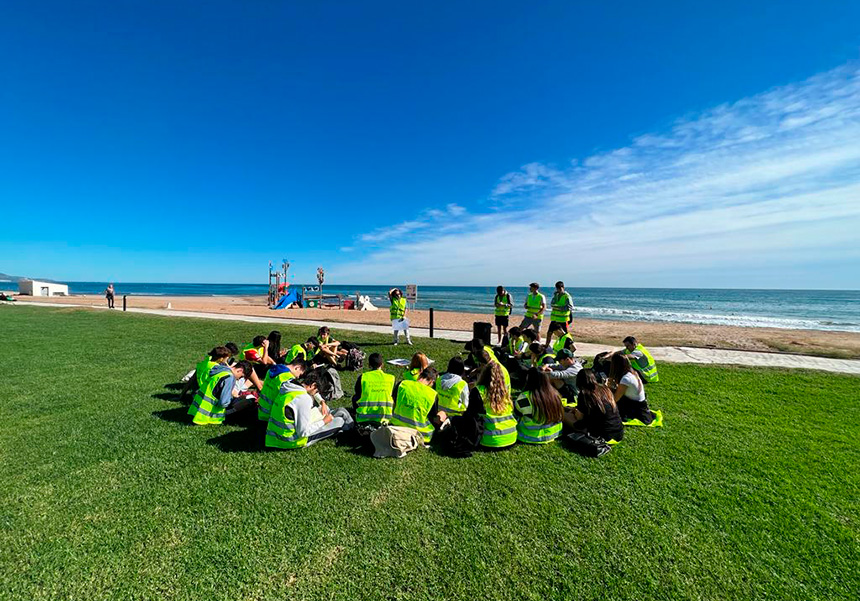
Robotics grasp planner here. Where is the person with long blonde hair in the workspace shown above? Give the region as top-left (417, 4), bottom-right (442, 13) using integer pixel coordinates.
top-left (465, 362), bottom-right (517, 449)
top-left (402, 352), bottom-right (430, 382)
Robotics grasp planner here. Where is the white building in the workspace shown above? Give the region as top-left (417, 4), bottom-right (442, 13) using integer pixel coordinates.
top-left (18, 280), bottom-right (69, 296)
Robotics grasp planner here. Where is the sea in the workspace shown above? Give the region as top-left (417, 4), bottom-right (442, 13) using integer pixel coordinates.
top-left (46, 282), bottom-right (860, 333)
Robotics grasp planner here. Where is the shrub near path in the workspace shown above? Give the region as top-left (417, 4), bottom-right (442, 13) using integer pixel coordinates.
top-left (0, 306), bottom-right (857, 601)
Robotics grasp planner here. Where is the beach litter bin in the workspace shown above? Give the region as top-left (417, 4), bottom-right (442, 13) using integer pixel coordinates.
top-left (306, 299), bottom-right (319, 308)
top-left (473, 322), bottom-right (492, 345)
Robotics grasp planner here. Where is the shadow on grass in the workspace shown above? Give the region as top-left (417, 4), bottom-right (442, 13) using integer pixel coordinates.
top-left (207, 427), bottom-right (267, 453)
top-left (164, 382), bottom-right (185, 390)
top-left (152, 407), bottom-right (191, 424)
top-left (152, 392), bottom-right (183, 402)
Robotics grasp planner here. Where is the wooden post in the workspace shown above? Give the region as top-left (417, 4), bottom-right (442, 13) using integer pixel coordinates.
top-left (429, 307), bottom-right (434, 338)
top-left (122, 295), bottom-right (127, 311)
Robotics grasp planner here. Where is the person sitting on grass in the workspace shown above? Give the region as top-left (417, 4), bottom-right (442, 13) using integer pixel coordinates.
top-left (402, 352), bottom-right (430, 382)
top-left (258, 358), bottom-right (309, 422)
top-left (265, 369), bottom-right (355, 449)
top-left (621, 336), bottom-right (660, 383)
top-left (390, 367), bottom-right (441, 444)
top-left (547, 321), bottom-right (576, 354)
top-left (473, 347), bottom-right (511, 393)
top-left (563, 369), bottom-right (623, 442)
top-left (261, 330), bottom-right (286, 366)
top-left (285, 337), bottom-right (320, 364)
top-left (528, 342), bottom-right (556, 370)
top-left (541, 348), bottom-right (582, 407)
top-left (352, 353), bottom-right (396, 427)
top-left (435, 357), bottom-right (470, 417)
top-left (607, 353), bottom-right (656, 426)
top-left (180, 343), bottom-right (240, 401)
top-left (501, 326), bottom-right (528, 360)
top-left (514, 368), bottom-right (564, 444)
top-left (188, 359), bottom-right (253, 425)
top-left (464, 362), bottom-right (517, 450)
top-left (315, 326), bottom-right (348, 366)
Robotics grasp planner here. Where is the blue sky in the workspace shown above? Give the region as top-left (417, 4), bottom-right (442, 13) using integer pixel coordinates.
top-left (2, 1), bottom-right (859, 288)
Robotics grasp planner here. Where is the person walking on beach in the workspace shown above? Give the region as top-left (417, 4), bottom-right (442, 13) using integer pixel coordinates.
top-left (105, 283), bottom-right (115, 309)
top-left (493, 285), bottom-right (513, 345)
top-left (519, 283), bottom-right (546, 341)
top-left (389, 288), bottom-right (412, 345)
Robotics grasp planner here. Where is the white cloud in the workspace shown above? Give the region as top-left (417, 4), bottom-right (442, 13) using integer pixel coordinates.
top-left (333, 63), bottom-right (860, 287)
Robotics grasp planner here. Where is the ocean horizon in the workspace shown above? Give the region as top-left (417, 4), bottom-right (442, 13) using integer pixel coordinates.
top-left (30, 281), bottom-right (860, 334)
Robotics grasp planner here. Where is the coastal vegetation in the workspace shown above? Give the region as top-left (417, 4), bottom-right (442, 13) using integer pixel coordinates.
top-left (1, 306), bottom-right (857, 601)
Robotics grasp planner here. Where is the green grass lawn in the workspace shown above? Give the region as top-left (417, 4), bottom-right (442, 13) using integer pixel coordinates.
top-left (1, 305), bottom-right (858, 601)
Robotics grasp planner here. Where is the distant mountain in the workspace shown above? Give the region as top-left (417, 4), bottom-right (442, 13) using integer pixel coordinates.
top-left (0, 272), bottom-right (58, 283)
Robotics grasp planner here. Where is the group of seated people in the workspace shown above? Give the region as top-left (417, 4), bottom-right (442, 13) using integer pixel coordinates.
top-left (184, 322), bottom-right (661, 455)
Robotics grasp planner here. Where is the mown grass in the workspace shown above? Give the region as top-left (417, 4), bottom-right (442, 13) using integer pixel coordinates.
top-left (0, 305), bottom-right (858, 601)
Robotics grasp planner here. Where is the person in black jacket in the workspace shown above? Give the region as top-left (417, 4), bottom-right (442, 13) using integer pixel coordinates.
top-left (564, 369), bottom-right (624, 442)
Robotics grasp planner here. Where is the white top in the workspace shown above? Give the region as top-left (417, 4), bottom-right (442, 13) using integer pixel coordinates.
top-left (620, 372), bottom-right (646, 402)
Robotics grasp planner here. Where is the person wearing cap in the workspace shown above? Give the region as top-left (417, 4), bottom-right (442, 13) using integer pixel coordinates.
top-left (541, 348), bottom-right (582, 407)
top-left (519, 283), bottom-right (547, 341)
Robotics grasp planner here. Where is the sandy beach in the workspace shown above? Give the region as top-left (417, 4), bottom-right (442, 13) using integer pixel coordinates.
top-left (14, 293), bottom-right (860, 360)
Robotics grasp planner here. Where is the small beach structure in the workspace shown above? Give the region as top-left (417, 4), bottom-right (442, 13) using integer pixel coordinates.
top-left (18, 279), bottom-right (68, 297)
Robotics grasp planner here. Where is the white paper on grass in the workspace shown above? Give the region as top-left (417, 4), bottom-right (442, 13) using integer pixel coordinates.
top-left (391, 318), bottom-right (410, 331)
top-left (387, 358), bottom-right (435, 366)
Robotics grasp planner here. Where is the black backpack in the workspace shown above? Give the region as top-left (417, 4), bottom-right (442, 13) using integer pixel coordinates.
top-left (563, 432), bottom-right (612, 458)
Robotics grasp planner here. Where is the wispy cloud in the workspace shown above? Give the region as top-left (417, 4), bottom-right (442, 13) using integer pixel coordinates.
top-left (335, 63), bottom-right (860, 287)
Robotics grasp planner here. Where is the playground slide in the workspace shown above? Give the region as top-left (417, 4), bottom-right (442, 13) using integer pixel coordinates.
top-left (272, 289), bottom-right (301, 309)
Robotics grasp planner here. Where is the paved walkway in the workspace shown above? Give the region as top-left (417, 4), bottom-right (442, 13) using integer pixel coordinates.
top-left (9, 300), bottom-right (860, 375)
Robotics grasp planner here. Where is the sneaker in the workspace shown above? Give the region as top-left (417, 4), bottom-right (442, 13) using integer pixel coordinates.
top-left (393, 342), bottom-right (399, 346)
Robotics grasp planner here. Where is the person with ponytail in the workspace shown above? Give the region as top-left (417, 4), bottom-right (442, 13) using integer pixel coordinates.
top-left (565, 369), bottom-right (624, 442)
top-left (514, 368), bottom-right (563, 444)
top-left (465, 362), bottom-right (517, 449)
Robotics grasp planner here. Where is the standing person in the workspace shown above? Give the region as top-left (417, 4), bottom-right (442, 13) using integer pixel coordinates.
top-left (607, 353), bottom-right (657, 426)
top-left (265, 370), bottom-right (355, 449)
top-left (104, 283), bottom-right (115, 309)
top-left (390, 367), bottom-right (441, 444)
top-left (565, 369), bottom-right (624, 442)
top-left (514, 368), bottom-right (564, 444)
top-left (352, 353), bottom-right (396, 426)
top-left (519, 283), bottom-right (546, 342)
top-left (464, 362), bottom-right (517, 450)
top-left (621, 336), bottom-right (660, 383)
top-left (388, 288), bottom-right (412, 346)
top-left (549, 281), bottom-right (574, 333)
top-left (493, 285), bottom-right (514, 345)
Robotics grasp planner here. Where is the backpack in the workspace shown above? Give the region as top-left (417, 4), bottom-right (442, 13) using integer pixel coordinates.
top-left (434, 415), bottom-right (483, 458)
top-left (563, 432), bottom-right (612, 458)
top-left (344, 347), bottom-right (365, 371)
top-left (314, 367), bottom-right (344, 402)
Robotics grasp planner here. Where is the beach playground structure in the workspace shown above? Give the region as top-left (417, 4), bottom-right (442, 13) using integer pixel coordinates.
top-left (267, 261), bottom-right (359, 310)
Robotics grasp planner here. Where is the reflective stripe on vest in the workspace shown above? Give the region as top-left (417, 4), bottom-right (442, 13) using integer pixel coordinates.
top-left (515, 392), bottom-right (561, 444)
top-left (476, 385), bottom-right (517, 447)
top-left (390, 380), bottom-right (436, 442)
top-left (525, 293), bottom-right (545, 319)
top-left (258, 370), bottom-right (295, 421)
top-left (390, 297), bottom-right (407, 320)
top-left (265, 390), bottom-right (307, 449)
top-left (626, 344), bottom-right (659, 382)
top-left (435, 377), bottom-right (467, 415)
top-left (494, 293), bottom-right (512, 316)
top-left (549, 291), bottom-right (572, 322)
top-left (188, 369), bottom-right (231, 425)
top-left (356, 369), bottom-right (396, 423)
